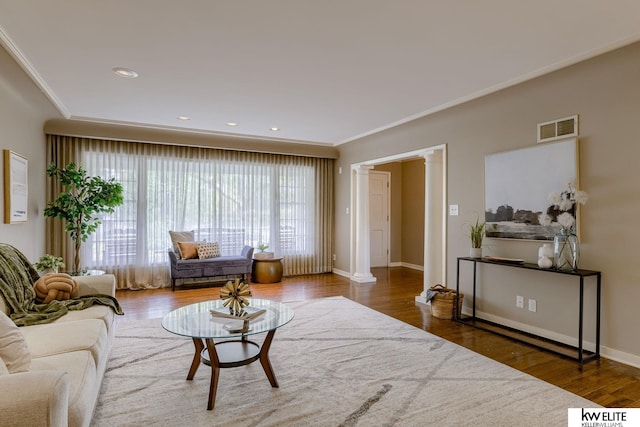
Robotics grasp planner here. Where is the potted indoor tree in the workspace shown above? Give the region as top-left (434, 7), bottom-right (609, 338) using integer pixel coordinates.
top-left (44, 162), bottom-right (124, 273)
top-left (469, 218), bottom-right (485, 258)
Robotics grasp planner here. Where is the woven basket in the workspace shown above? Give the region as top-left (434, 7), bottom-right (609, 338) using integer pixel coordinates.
top-left (430, 284), bottom-right (464, 319)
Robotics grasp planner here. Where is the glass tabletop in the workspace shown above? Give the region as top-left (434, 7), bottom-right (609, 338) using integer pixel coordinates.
top-left (161, 298), bottom-right (295, 339)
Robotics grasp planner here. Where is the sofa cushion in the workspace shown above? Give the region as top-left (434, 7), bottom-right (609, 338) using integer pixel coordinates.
top-left (31, 350), bottom-right (98, 427)
top-left (169, 230), bottom-right (194, 259)
top-left (198, 242), bottom-right (221, 259)
top-left (52, 305), bottom-right (115, 333)
top-left (177, 241), bottom-right (199, 259)
top-left (0, 355), bottom-right (8, 375)
top-left (21, 318), bottom-right (108, 368)
top-left (0, 311), bottom-right (31, 373)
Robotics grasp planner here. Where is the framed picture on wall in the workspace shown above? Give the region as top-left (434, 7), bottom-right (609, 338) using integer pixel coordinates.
top-left (484, 139), bottom-right (578, 241)
top-left (3, 150), bottom-right (28, 224)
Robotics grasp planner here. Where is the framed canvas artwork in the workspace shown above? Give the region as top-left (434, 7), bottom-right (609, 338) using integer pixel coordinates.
top-left (484, 139), bottom-right (578, 241)
top-left (3, 150), bottom-right (28, 224)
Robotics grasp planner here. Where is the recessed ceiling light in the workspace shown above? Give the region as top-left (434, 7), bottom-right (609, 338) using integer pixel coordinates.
top-left (112, 67), bottom-right (138, 78)
top-left (269, 127), bottom-right (280, 131)
top-left (177, 116), bottom-right (190, 121)
top-left (226, 122), bottom-right (238, 126)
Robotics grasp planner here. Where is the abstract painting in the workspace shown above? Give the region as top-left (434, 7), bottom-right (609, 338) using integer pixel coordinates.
top-left (484, 139), bottom-right (578, 240)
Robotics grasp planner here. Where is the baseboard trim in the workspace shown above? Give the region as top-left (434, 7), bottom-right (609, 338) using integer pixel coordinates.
top-left (460, 308), bottom-right (640, 369)
top-left (400, 262), bottom-right (424, 271)
top-left (599, 346), bottom-right (640, 369)
top-left (331, 268), bottom-right (350, 278)
top-left (461, 307), bottom-right (595, 351)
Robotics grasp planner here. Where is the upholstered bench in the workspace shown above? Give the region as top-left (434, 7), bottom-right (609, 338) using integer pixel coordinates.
top-left (168, 246), bottom-right (254, 291)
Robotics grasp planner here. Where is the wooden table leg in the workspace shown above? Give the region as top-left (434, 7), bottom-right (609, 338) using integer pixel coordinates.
top-left (205, 338), bottom-right (221, 410)
top-left (188, 334), bottom-right (278, 410)
top-left (259, 329), bottom-right (279, 387)
top-left (187, 338), bottom-right (204, 380)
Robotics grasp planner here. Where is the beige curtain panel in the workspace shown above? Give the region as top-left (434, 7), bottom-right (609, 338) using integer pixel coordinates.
top-left (46, 134), bottom-right (333, 289)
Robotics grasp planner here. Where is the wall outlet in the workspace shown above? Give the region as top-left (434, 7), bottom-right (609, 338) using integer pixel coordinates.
top-left (528, 299), bottom-right (537, 312)
top-left (332, 254), bottom-right (336, 261)
top-left (449, 204), bottom-right (459, 216)
top-left (516, 296), bottom-right (524, 309)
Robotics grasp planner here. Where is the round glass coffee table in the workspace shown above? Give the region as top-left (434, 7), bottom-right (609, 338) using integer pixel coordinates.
top-left (161, 298), bottom-right (294, 410)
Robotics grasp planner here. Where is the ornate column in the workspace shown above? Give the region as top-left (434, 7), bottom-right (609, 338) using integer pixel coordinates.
top-left (419, 149), bottom-right (443, 300)
top-left (352, 164), bottom-right (376, 283)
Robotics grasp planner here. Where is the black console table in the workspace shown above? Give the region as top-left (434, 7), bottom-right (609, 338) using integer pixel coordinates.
top-left (455, 257), bottom-right (601, 363)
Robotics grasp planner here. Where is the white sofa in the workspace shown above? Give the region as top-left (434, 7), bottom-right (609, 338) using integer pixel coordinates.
top-left (0, 273), bottom-right (117, 427)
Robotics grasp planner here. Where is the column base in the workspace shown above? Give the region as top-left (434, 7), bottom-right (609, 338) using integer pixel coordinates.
top-left (351, 274), bottom-right (376, 283)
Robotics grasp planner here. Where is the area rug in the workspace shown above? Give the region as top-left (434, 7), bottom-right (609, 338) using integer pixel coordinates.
top-left (92, 296), bottom-right (596, 426)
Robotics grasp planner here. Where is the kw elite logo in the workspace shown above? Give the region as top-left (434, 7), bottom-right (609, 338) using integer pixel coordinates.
top-left (582, 409), bottom-right (626, 422)
top-left (568, 408), bottom-right (639, 427)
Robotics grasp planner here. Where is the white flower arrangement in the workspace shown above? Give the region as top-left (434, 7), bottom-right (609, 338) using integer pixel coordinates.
top-left (538, 180), bottom-right (588, 233)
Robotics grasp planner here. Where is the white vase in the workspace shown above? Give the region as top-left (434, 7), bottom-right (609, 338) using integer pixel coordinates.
top-left (469, 248), bottom-right (482, 258)
top-left (538, 243), bottom-right (554, 268)
top-left (538, 243), bottom-right (553, 259)
top-left (537, 255), bottom-right (553, 269)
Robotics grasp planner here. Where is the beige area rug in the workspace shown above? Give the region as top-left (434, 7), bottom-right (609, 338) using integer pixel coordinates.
top-left (92, 296), bottom-right (595, 426)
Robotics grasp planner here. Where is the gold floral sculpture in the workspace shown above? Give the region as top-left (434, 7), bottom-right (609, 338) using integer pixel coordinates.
top-left (219, 278), bottom-right (252, 315)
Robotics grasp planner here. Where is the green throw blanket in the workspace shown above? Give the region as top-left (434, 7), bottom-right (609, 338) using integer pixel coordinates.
top-left (0, 243), bottom-right (124, 326)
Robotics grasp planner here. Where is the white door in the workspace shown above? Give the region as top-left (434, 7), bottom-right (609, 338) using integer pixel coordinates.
top-left (369, 171), bottom-right (390, 267)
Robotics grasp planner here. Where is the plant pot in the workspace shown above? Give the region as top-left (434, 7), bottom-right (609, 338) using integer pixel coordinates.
top-left (40, 267), bottom-right (58, 276)
top-left (469, 248), bottom-right (482, 258)
top-left (253, 251), bottom-right (274, 260)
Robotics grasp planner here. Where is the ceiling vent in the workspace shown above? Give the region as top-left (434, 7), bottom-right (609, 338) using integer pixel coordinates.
top-left (537, 115), bottom-right (578, 143)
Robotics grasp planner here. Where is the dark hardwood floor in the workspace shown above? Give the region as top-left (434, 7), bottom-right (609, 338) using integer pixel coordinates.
top-left (115, 267), bottom-right (640, 408)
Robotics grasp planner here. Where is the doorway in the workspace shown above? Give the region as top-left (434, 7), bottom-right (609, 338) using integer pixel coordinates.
top-left (350, 145), bottom-right (447, 297)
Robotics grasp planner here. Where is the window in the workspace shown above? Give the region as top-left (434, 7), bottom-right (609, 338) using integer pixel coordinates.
top-left (47, 135), bottom-right (332, 288)
top-left (81, 148), bottom-right (321, 274)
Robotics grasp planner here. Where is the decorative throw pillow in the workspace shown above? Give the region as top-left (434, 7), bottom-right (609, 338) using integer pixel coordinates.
top-left (169, 230), bottom-right (194, 259)
top-left (197, 242), bottom-right (221, 259)
top-left (177, 241), bottom-right (199, 260)
top-left (0, 311), bottom-right (31, 373)
top-left (33, 273), bottom-right (79, 304)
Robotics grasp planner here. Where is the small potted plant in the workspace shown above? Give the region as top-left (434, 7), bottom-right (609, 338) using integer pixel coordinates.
top-left (33, 254), bottom-right (66, 275)
top-left (469, 218), bottom-right (485, 258)
top-left (253, 243), bottom-right (274, 260)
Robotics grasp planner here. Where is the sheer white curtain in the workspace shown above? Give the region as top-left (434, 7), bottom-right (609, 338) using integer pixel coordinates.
top-left (46, 135), bottom-right (333, 289)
